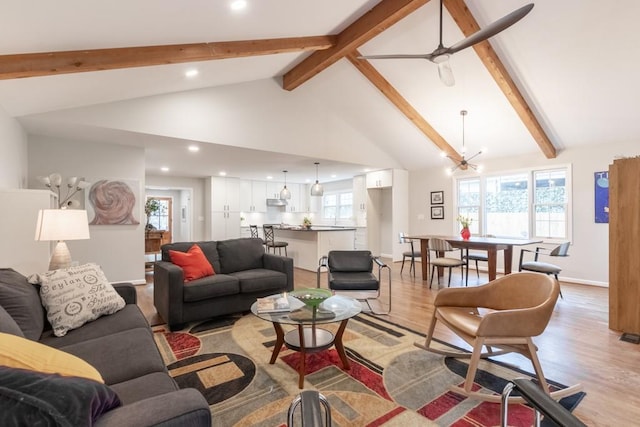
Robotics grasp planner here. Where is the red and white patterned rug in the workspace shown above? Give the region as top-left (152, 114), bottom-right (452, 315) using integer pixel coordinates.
top-left (153, 313), bottom-right (584, 426)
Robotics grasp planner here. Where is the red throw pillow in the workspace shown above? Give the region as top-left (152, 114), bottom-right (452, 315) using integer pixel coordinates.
top-left (169, 245), bottom-right (215, 282)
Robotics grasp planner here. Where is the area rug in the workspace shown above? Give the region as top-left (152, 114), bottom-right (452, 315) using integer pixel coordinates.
top-left (152, 313), bottom-right (584, 426)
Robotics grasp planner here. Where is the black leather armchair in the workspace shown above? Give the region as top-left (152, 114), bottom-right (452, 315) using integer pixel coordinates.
top-left (316, 250), bottom-right (391, 314)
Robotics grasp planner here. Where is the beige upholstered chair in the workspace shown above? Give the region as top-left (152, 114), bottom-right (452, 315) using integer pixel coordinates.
top-left (428, 238), bottom-right (467, 288)
top-left (416, 272), bottom-right (581, 402)
top-left (518, 242), bottom-right (570, 297)
top-left (398, 232), bottom-right (420, 276)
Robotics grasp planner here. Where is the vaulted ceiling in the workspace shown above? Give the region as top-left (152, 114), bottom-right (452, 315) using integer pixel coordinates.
top-left (2, 0), bottom-right (639, 182)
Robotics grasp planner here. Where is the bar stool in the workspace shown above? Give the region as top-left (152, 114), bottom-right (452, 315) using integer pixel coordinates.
top-left (263, 225), bottom-right (288, 256)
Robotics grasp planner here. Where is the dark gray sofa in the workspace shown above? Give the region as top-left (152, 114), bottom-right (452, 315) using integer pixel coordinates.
top-left (154, 237), bottom-right (294, 331)
top-left (0, 268), bottom-right (211, 427)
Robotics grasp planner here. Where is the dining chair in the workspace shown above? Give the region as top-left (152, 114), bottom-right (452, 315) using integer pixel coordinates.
top-left (518, 242), bottom-right (570, 298)
top-left (263, 225), bottom-right (288, 256)
top-left (462, 234), bottom-right (494, 281)
top-left (398, 232), bottom-right (420, 276)
top-left (428, 238), bottom-right (467, 288)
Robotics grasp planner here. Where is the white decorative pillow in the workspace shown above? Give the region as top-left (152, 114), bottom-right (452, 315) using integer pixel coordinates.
top-left (38, 263), bottom-right (126, 337)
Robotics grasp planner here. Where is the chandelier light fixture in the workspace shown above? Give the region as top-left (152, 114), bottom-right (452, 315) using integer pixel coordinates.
top-left (37, 173), bottom-right (91, 208)
top-left (442, 110), bottom-right (486, 175)
top-left (279, 170), bottom-right (291, 200)
top-left (310, 162), bottom-right (324, 196)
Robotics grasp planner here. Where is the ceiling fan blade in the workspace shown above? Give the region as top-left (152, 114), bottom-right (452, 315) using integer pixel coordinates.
top-left (358, 54), bottom-right (429, 60)
top-left (448, 3), bottom-right (534, 55)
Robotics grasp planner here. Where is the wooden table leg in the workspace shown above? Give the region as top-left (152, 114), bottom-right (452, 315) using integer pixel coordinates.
top-left (487, 248), bottom-right (498, 281)
top-left (269, 322), bottom-right (285, 364)
top-left (504, 246), bottom-right (513, 275)
top-left (420, 239), bottom-right (429, 281)
top-left (334, 319), bottom-right (351, 369)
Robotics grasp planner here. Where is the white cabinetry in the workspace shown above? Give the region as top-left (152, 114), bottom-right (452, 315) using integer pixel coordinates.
top-left (354, 227), bottom-right (368, 250)
top-left (366, 170), bottom-right (393, 188)
top-left (286, 183), bottom-right (302, 212)
top-left (353, 175), bottom-right (368, 226)
top-left (0, 189), bottom-right (57, 274)
top-left (240, 180), bottom-right (266, 212)
top-left (266, 181), bottom-right (282, 199)
top-left (365, 169), bottom-right (409, 261)
top-left (209, 177), bottom-right (240, 240)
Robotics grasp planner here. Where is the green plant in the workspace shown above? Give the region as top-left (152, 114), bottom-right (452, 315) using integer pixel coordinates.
top-left (303, 216), bottom-right (312, 226)
top-left (144, 198), bottom-right (161, 227)
top-left (456, 215), bottom-right (472, 228)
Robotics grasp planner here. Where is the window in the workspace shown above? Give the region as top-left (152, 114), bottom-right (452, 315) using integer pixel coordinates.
top-left (455, 166), bottom-right (570, 240)
top-left (322, 191), bottom-right (353, 220)
top-left (146, 197), bottom-right (170, 230)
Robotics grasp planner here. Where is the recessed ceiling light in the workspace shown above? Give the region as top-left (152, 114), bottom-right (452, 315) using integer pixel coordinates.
top-left (331, 174), bottom-right (337, 178)
top-left (188, 145), bottom-right (199, 152)
top-left (230, 0), bottom-right (247, 11)
top-left (161, 167), bottom-right (170, 172)
top-left (185, 69), bottom-right (199, 78)
top-left (219, 171), bottom-right (227, 176)
top-left (266, 176), bottom-right (273, 180)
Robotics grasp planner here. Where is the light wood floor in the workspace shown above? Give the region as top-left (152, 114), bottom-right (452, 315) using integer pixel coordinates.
top-left (138, 263), bottom-right (640, 426)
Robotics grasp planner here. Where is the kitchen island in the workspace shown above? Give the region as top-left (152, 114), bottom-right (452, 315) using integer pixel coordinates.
top-left (271, 226), bottom-right (356, 271)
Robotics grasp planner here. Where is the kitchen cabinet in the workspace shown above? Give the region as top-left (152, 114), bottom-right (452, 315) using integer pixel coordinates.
top-left (286, 183), bottom-right (302, 212)
top-left (266, 181), bottom-right (283, 199)
top-left (210, 211), bottom-right (240, 240)
top-left (354, 227), bottom-right (368, 250)
top-left (609, 157), bottom-right (640, 335)
top-left (210, 177), bottom-right (240, 212)
top-left (0, 189), bottom-right (57, 274)
top-left (240, 180), bottom-right (266, 212)
top-left (366, 170), bottom-right (393, 189)
top-left (208, 176), bottom-right (240, 240)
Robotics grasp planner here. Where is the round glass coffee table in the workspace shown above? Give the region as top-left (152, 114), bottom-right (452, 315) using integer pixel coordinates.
top-left (251, 293), bottom-right (361, 388)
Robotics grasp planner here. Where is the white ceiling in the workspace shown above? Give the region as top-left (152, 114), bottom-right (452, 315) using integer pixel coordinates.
top-left (2, 0), bottom-right (639, 183)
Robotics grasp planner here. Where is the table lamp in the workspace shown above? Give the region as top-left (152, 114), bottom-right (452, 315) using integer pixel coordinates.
top-left (35, 209), bottom-right (90, 271)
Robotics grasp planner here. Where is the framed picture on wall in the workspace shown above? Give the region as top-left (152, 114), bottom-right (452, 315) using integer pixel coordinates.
top-left (431, 191), bottom-right (444, 205)
top-left (431, 206), bottom-right (444, 220)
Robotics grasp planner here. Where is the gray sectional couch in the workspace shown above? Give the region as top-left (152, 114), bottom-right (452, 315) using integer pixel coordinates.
top-left (0, 268), bottom-right (211, 427)
top-left (154, 237), bottom-right (294, 331)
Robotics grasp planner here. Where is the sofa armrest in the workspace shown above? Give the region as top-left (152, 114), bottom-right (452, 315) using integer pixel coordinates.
top-left (112, 282), bottom-right (137, 305)
top-left (95, 388), bottom-right (211, 427)
top-left (263, 254), bottom-right (294, 292)
top-left (153, 261), bottom-right (186, 329)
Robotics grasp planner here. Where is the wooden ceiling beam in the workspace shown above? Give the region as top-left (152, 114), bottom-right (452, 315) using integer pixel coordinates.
top-left (282, 0), bottom-right (430, 91)
top-left (444, 0), bottom-right (557, 159)
top-left (346, 50), bottom-right (463, 163)
top-left (0, 36), bottom-right (336, 80)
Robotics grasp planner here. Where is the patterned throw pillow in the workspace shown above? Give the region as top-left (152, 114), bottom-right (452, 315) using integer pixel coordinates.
top-left (38, 263), bottom-right (125, 337)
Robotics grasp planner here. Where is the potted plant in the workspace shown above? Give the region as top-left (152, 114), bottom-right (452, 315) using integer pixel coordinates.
top-left (302, 216), bottom-right (312, 230)
top-left (144, 198), bottom-right (161, 231)
top-left (456, 215), bottom-right (472, 240)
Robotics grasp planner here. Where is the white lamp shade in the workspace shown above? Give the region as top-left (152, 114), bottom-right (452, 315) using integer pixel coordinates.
top-left (35, 209), bottom-right (90, 241)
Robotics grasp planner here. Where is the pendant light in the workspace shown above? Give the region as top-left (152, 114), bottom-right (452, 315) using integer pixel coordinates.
top-left (310, 162), bottom-right (324, 196)
top-left (279, 170), bottom-right (291, 200)
top-left (443, 110), bottom-right (485, 175)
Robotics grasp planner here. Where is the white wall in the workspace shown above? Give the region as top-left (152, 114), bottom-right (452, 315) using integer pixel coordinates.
top-left (28, 136), bottom-right (145, 284)
top-left (408, 141), bottom-right (640, 286)
top-left (0, 106), bottom-right (27, 188)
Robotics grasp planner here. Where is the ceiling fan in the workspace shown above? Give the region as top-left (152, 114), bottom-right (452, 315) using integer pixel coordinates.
top-left (359, 1), bottom-right (534, 86)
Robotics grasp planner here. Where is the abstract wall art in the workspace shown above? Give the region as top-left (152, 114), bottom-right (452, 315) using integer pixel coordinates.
top-left (594, 171), bottom-right (609, 223)
top-left (87, 179), bottom-right (140, 225)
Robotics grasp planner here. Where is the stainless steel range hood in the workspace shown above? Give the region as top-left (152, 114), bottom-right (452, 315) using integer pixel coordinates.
top-left (266, 198), bottom-right (287, 207)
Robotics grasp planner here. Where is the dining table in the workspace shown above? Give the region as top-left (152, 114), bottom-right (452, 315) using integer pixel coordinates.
top-left (405, 235), bottom-right (543, 282)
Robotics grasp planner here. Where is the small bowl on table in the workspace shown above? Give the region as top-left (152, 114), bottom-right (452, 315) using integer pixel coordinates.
top-left (290, 288), bottom-right (332, 307)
